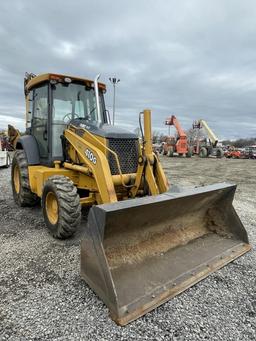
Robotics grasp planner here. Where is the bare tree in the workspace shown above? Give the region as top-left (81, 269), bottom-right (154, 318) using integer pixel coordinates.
top-left (186, 127), bottom-right (206, 144)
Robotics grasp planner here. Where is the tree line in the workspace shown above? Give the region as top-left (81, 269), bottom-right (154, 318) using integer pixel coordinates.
top-left (221, 138), bottom-right (256, 148)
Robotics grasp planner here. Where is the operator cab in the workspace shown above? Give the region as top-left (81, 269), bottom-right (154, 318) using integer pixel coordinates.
top-left (24, 73), bottom-right (108, 165)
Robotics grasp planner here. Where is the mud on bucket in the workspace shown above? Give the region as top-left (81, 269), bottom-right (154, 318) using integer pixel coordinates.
top-left (80, 183), bottom-right (250, 325)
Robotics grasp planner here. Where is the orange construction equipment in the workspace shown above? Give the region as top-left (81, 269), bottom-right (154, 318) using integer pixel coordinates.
top-left (224, 146), bottom-right (243, 159)
top-left (163, 115), bottom-right (192, 157)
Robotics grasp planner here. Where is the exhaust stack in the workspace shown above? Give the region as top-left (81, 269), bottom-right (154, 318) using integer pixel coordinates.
top-left (94, 74), bottom-right (101, 120)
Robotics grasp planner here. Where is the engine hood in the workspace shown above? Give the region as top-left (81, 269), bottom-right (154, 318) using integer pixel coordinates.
top-left (70, 119), bottom-right (138, 139)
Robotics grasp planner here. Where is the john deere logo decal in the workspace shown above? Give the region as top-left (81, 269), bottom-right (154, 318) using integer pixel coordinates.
top-left (85, 149), bottom-right (97, 165)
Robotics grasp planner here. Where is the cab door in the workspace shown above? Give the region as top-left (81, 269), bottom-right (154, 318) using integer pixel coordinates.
top-left (31, 84), bottom-right (49, 161)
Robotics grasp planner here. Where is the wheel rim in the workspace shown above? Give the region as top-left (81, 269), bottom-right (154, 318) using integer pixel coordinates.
top-left (13, 165), bottom-right (20, 194)
top-left (45, 192), bottom-right (59, 225)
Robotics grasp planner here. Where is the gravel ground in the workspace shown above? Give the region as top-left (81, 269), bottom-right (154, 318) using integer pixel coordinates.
top-left (0, 156), bottom-right (255, 340)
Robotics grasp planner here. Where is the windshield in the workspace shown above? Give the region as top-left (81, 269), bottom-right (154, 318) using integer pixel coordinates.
top-left (52, 82), bottom-right (105, 124)
top-left (51, 82), bottom-right (106, 158)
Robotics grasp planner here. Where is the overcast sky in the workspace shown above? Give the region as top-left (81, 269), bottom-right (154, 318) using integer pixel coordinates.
top-left (1, 0), bottom-right (256, 139)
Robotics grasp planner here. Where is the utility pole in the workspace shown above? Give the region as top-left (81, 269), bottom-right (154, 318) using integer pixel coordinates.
top-left (109, 77), bottom-right (120, 125)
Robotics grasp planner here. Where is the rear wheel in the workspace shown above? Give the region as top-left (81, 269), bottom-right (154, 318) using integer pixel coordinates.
top-left (167, 147), bottom-right (174, 157)
top-left (216, 148), bottom-right (224, 158)
top-left (11, 150), bottom-right (39, 206)
top-left (42, 175), bottom-right (81, 239)
top-left (199, 147), bottom-right (207, 158)
top-left (186, 146), bottom-right (193, 158)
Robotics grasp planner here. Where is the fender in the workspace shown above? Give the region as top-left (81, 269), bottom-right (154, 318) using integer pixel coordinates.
top-left (16, 135), bottom-right (40, 165)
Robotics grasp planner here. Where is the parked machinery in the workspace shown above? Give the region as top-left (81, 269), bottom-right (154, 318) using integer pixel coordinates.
top-left (244, 146), bottom-right (256, 159)
top-left (8, 124), bottom-right (21, 151)
top-left (0, 125), bottom-right (20, 151)
top-left (224, 146), bottom-right (243, 159)
top-left (162, 115), bottom-right (192, 157)
top-left (0, 138), bottom-right (11, 168)
top-left (11, 72), bottom-right (250, 325)
top-left (192, 119), bottom-right (224, 158)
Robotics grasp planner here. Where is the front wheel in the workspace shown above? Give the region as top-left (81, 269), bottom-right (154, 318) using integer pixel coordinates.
top-left (167, 147), bottom-right (174, 157)
top-left (186, 147), bottom-right (193, 158)
top-left (42, 175), bottom-right (81, 239)
top-left (199, 147), bottom-right (207, 158)
top-left (216, 148), bottom-right (224, 158)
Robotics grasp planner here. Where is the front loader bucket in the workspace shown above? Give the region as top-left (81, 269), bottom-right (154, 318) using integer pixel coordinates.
top-left (81, 183), bottom-right (250, 325)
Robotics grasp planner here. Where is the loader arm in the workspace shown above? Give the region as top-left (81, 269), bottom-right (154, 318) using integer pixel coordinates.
top-left (64, 128), bottom-right (118, 204)
top-left (130, 110), bottom-right (169, 197)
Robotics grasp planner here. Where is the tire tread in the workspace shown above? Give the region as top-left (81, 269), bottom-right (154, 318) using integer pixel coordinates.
top-left (42, 175), bottom-right (81, 239)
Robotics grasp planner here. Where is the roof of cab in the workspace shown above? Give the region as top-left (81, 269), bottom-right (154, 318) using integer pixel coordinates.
top-left (25, 73), bottom-right (106, 91)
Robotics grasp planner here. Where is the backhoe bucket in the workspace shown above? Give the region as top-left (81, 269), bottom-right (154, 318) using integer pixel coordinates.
top-left (81, 183), bottom-right (250, 325)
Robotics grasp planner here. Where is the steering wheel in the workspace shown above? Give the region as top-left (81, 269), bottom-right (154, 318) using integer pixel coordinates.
top-left (63, 113), bottom-right (79, 123)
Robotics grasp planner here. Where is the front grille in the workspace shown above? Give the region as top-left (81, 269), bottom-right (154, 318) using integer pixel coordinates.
top-left (107, 138), bottom-right (139, 175)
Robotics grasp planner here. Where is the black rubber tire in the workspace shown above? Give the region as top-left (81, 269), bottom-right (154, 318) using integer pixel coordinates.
top-left (42, 175), bottom-right (81, 239)
top-left (199, 147), bottom-right (207, 158)
top-left (11, 150), bottom-right (39, 207)
top-left (167, 147), bottom-right (174, 157)
top-left (186, 146), bottom-right (193, 158)
top-left (216, 148), bottom-right (224, 158)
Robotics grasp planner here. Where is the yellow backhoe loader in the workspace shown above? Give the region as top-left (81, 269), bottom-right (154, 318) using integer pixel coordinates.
top-left (12, 72), bottom-right (251, 325)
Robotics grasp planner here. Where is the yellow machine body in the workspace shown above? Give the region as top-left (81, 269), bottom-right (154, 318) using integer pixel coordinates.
top-left (27, 109), bottom-right (169, 205)
top-left (12, 72), bottom-right (250, 325)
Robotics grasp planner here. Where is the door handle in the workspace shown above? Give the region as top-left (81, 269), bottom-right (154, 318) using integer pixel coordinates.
top-left (43, 130), bottom-right (47, 141)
